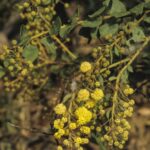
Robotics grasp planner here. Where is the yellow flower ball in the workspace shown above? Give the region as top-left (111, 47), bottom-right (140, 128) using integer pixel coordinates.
top-left (128, 88), bottom-right (134, 94)
top-left (122, 131), bottom-right (129, 139)
top-left (54, 119), bottom-right (64, 129)
top-left (57, 146), bottom-right (63, 150)
top-left (21, 69), bottom-right (28, 76)
top-left (69, 122), bottom-right (77, 130)
top-left (81, 138), bottom-right (89, 144)
top-left (80, 61), bottom-right (92, 73)
top-left (74, 137), bottom-right (82, 144)
top-left (63, 139), bottom-right (70, 146)
top-left (61, 117), bottom-right (68, 123)
top-left (91, 88), bottom-right (104, 101)
top-left (85, 100), bottom-right (96, 108)
top-left (54, 103), bottom-right (66, 115)
top-left (96, 127), bottom-right (102, 132)
top-left (129, 99), bottom-right (135, 105)
top-left (80, 126), bottom-right (91, 134)
top-left (123, 87), bottom-right (134, 96)
top-left (54, 132), bottom-right (61, 139)
top-left (77, 89), bottom-right (90, 102)
top-left (75, 107), bottom-right (92, 125)
top-left (58, 129), bottom-right (65, 136)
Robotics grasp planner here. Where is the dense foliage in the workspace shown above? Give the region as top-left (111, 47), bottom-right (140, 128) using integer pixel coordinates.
top-left (0, 0), bottom-right (150, 150)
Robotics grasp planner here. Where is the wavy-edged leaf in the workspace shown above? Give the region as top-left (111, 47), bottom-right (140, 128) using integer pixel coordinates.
top-left (62, 93), bottom-right (72, 103)
top-left (41, 37), bottom-right (57, 61)
top-left (127, 65), bottom-right (134, 73)
top-left (60, 24), bottom-right (75, 38)
top-left (81, 18), bottom-right (102, 28)
top-left (99, 24), bottom-right (119, 37)
top-left (131, 27), bottom-right (145, 42)
top-left (89, 7), bottom-right (105, 18)
top-left (144, 16), bottom-right (150, 23)
top-left (109, 0), bottom-right (128, 17)
top-left (130, 3), bottom-right (144, 15)
top-left (22, 45), bottom-right (38, 62)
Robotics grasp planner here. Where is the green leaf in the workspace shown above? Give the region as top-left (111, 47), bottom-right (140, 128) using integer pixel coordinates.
top-left (0, 66), bottom-right (5, 78)
top-left (114, 46), bottom-right (120, 56)
top-left (61, 53), bottom-right (71, 63)
top-left (50, 65), bottom-right (60, 74)
top-left (144, 2), bottom-right (150, 8)
top-left (127, 65), bottom-right (134, 73)
top-left (99, 24), bottom-right (119, 37)
top-left (52, 17), bottom-right (62, 34)
top-left (103, 0), bottom-right (111, 7)
top-left (105, 94), bottom-right (111, 101)
top-left (42, 0), bottom-right (51, 5)
top-left (91, 133), bottom-right (106, 150)
top-left (130, 3), bottom-right (144, 15)
top-left (22, 45), bottom-right (38, 62)
top-left (131, 27), bottom-right (145, 42)
top-left (60, 24), bottom-right (74, 38)
top-left (109, 76), bottom-right (117, 81)
top-left (91, 27), bottom-right (99, 38)
top-left (109, 0), bottom-right (128, 17)
top-left (41, 37), bottom-right (57, 61)
top-left (81, 18), bottom-right (102, 28)
top-left (89, 7), bottom-right (105, 18)
top-left (121, 70), bottom-right (128, 83)
top-left (62, 93), bottom-right (72, 103)
top-left (98, 75), bottom-right (104, 87)
top-left (106, 109), bottom-right (111, 119)
top-left (19, 26), bottom-right (29, 46)
top-left (144, 16), bottom-right (150, 23)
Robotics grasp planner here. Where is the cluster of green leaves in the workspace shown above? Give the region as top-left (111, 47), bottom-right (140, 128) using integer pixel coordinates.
top-left (60, 0), bottom-right (150, 41)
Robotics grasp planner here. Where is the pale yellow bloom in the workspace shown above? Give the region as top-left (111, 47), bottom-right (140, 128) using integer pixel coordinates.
top-left (77, 89), bottom-right (90, 101)
top-left (54, 103), bottom-right (66, 115)
top-left (80, 61), bottom-right (92, 73)
top-left (75, 107), bottom-right (92, 125)
top-left (91, 88), bottom-right (104, 101)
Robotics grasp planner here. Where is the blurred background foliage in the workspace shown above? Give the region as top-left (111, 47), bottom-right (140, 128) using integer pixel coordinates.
top-left (0, 0), bottom-right (150, 150)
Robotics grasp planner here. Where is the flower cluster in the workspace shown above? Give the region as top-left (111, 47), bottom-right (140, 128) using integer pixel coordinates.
top-left (80, 61), bottom-right (92, 73)
top-left (53, 59), bottom-right (106, 150)
top-left (75, 107), bottom-right (92, 125)
top-left (53, 45), bottom-right (135, 150)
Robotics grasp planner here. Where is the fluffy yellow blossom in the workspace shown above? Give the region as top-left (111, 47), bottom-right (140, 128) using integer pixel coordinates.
top-left (58, 129), bottom-right (65, 135)
top-left (61, 117), bottom-right (68, 123)
top-left (21, 69), bottom-right (28, 76)
top-left (57, 146), bottom-right (63, 150)
top-left (69, 122), bottom-right (77, 130)
top-left (75, 107), bottom-right (92, 125)
top-left (63, 139), bottom-right (70, 146)
top-left (123, 87), bottom-right (134, 96)
top-left (85, 100), bottom-right (95, 108)
top-left (54, 132), bottom-right (61, 139)
top-left (122, 131), bottom-right (129, 139)
top-left (91, 88), bottom-right (104, 101)
top-left (80, 126), bottom-right (91, 134)
top-left (129, 99), bottom-right (135, 105)
top-left (54, 119), bottom-right (64, 129)
top-left (77, 89), bottom-right (90, 101)
top-left (82, 138), bottom-right (89, 144)
top-left (54, 103), bottom-right (66, 115)
top-left (80, 61), bottom-right (92, 73)
top-left (95, 81), bottom-right (100, 87)
top-left (74, 137), bottom-right (82, 144)
top-left (54, 129), bottom-right (65, 139)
